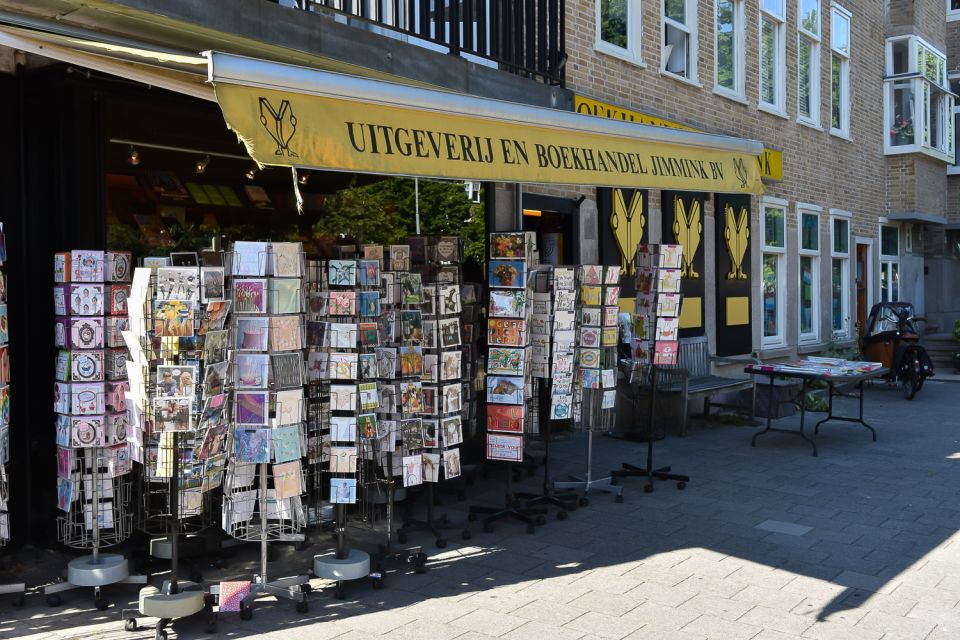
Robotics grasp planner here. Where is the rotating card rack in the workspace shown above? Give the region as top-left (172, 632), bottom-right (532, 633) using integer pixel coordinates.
top-left (554, 264), bottom-right (625, 503)
top-left (47, 250), bottom-right (147, 610)
top-left (303, 259), bottom-right (330, 532)
top-left (397, 237), bottom-right (470, 547)
top-left (610, 244), bottom-right (690, 493)
top-left (0, 230), bottom-right (25, 609)
top-left (311, 254), bottom-right (371, 599)
top-left (216, 241), bottom-right (310, 619)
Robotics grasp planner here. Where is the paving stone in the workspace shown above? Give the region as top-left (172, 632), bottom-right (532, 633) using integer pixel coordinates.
top-left (502, 620), bottom-right (586, 640)
top-left (755, 520), bottom-right (814, 537)
top-left (676, 594), bottom-right (754, 622)
top-left (738, 606), bottom-right (814, 636)
top-left (681, 613), bottom-right (763, 640)
top-left (800, 621), bottom-right (883, 640)
top-left (563, 611), bottom-right (644, 640)
top-left (511, 599), bottom-right (590, 626)
top-left (449, 608), bottom-right (527, 637)
top-left (568, 591), bottom-right (642, 617)
top-left (623, 581), bottom-right (698, 608)
top-left (855, 609), bottom-right (934, 639)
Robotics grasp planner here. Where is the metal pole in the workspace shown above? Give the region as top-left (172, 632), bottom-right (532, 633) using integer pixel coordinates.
top-left (415, 178), bottom-right (421, 235)
top-left (170, 432), bottom-right (180, 593)
top-left (514, 183), bottom-right (523, 228)
top-left (259, 463), bottom-right (269, 586)
top-left (91, 448), bottom-right (100, 563)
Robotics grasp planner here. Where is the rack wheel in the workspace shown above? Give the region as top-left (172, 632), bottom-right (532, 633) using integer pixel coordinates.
top-left (301, 583), bottom-right (313, 594)
top-left (12, 594), bottom-right (24, 608)
top-left (155, 630), bottom-right (167, 640)
top-left (579, 497), bottom-right (590, 507)
top-left (124, 618), bottom-right (139, 632)
top-left (677, 482), bottom-right (687, 490)
top-left (644, 484), bottom-right (654, 493)
top-left (397, 532), bottom-right (408, 544)
top-left (615, 494), bottom-right (624, 503)
top-left (46, 594), bottom-right (62, 607)
top-left (461, 529), bottom-right (472, 541)
top-left (239, 604), bottom-right (253, 620)
top-left (526, 523), bottom-right (536, 534)
top-left (334, 584), bottom-right (345, 600)
top-left (483, 523), bottom-right (494, 534)
top-left (95, 593), bottom-right (109, 611)
top-left (371, 576), bottom-right (384, 590)
top-left (557, 510), bottom-right (568, 520)
top-left (535, 515), bottom-right (546, 526)
top-left (296, 600), bottom-right (309, 614)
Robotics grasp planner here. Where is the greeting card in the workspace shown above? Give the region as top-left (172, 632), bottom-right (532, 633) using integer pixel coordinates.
top-left (235, 428), bottom-right (271, 463)
top-left (269, 278), bottom-right (301, 314)
top-left (487, 433), bottom-right (523, 462)
top-left (233, 241), bottom-right (269, 276)
top-left (330, 416), bottom-right (357, 442)
top-left (488, 260), bottom-right (526, 288)
top-left (329, 477), bottom-right (357, 504)
top-left (328, 260), bottom-right (356, 286)
top-left (271, 425), bottom-right (302, 463)
top-left (654, 341), bottom-right (679, 366)
top-left (486, 375), bottom-right (524, 405)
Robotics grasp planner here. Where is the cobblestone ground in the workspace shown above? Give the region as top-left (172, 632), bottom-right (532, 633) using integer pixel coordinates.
top-left (3, 378), bottom-right (960, 639)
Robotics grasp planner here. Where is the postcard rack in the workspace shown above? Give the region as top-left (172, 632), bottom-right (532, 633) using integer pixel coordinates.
top-left (48, 250), bottom-right (146, 610)
top-left (215, 242), bottom-right (310, 618)
top-left (611, 244), bottom-right (690, 493)
top-left (0, 232), bottom-right (25, 608)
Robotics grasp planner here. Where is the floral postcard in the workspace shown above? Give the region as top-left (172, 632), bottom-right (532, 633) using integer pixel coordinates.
top-left (490, 232), bottom-right (525, 259)
top-left (488, 260), bottom-right (525, 289)
top-left (233, 279), bottom-right (267, 314)
top-left (489, 290), bottom-right (526, 318)
top-left (329, 290), bottom-right (356, 317)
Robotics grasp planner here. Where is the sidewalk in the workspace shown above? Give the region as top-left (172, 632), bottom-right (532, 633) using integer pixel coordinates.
top-left (4, 379), bottom-right (960, 639)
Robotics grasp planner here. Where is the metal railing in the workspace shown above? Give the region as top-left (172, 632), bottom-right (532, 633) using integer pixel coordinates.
top-left (280, 0), bottom-right (566, 86)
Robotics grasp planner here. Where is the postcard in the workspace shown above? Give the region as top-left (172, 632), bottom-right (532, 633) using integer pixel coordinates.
top-left (358, 413), bottom-right (377, 439)
top-left (654, 341), bottom-right (680, 366)
top-left (359, 382), bottom-right (379, 411)
top-left (440, 350), bottom-right (462, 381)
top-left (235, 391), bottom-right (269, 425)
top-left (330, 446), bottom-right (357, 473)
top-left (400, 382), bottom-right (423, 413)
top-left (420, 285), bottom-right (436, 316)
top-left (632, 339), bottom-right (652, 364)
top-left (363, 244), bottom-right (384, 263)
top-left (489, 290), bottom-right (526, 318)
top-left (550, 394), bottom-right (572, 420)
top-left (580, 264), bottom-right (603, 285)
top-left (555, 289), bottom-right (576, 312)
top-left (330, 477), bottom-right (357, 504)
top-left (605, 286), bottom-right (620, 307)
top-left (273, 353), bottom-right (304, 389)
top-left (271, 425), bottom-right (301, 463)
top-left (435, 236), bottom-right (459, 262)
top-left (488, 260), bottom-right (526, 288)
top-left (155, 267), bottom-right (199, 302)
top-left (580, 308), bottom-right (601, 327)
top-left (269, 279), bottom-right (301, 314)
top-left (154, 397), bottom-right (192, 432)
top-left (235, 427), bottom-right (271, 463)
top-left (376, 348), bottom-right (397, 378)
top-left (71, 350), bottom-right (104, 383)
top-left (232, 241), bottom-right (269, 276)
top-left (389, 245), bottom-right (410, 272)
top-left (233, 279), bottom-right (267, 314)
top-left (489, 232), bottom-right (525, 259)
top-left (441, 416), bottom-right (462, 447)
top-left (235, 317), bottom-right (269, 351)
top-left (656, 317), bottom-right (680, 341)
top-left (71, 416), bottom-right (105, 448)
top-left (270, 315), bottom-right (303, 351)
top-left (359, 353), bottom-right (377, 379)
top-left (421, 386), bottom-right (438, 415)
top-left (421, 452), bottom-right (441, 482)
top-left (487, 375), bottom-right (524, 405)
top-left (196, 422), bottom-right (228, 461)
top-left (271, 242), bottom-right (303, 278)
top-left (359, 291), bottom-right (380, 317)
top-left (157, 365), bottom-right (196, 397)
top-left (580, 327), bottom-right (601, 348)
top-left (153, 301), bottom-right (193, 337)
top-left (401, 310), bottom-right (424, 343)
top-left (357, 259), bottom-right (380, 286)
top-left (488, 318), bottom-right (526, 346)
top-left (442, 383), bottom-right (462, 413)
top-left (604, 265), bottom-right (622, 285)
top-left (657, 293), bottom-right (682, 317)
top-left (658, 269), bottom-right (682, 293)
top-left (601, 327), bottom-right (619, 346)
top-left (70, 250), bottom-right (105, 282)
top-left (581, 286), bottom-right (602, 307)
top-left (329, 260), bottom-right (357, 286)
top-left (329, 322), bottom-right (357, 349)
top-left (330, 384), bottom-right (357, 411)
top-left (637, 267), bottom-right (657, 294)
top-left (531, 293), bottom-right (550, 316)
top-left (330, 416), bottom-right (357, 442)
top-left (443, 448), bottom-right (461, 478)
top-left (488, 347), bottom-right (524, 376)
top-left (400, 273), bottom-right (423, 304)
top-left (487, 434), bottom-right (523, 462)
top-left (422, 321), bottom-right (437, 349)
top-left (660, 244), bottom-right (683, 269)
top-left (273, 460), bottom-right (304, 500)
top-left (438, 285), bottom-right (461, 315)
top-left (358, 322), bottom-right (379, 348)
top-left (199, 300), bottom-right (231, 335)
top-left (328, 352), bottom-right (359, 380)
top-left (400, 346), bottom-right (424, 377)
top-left (237, 353), bottom-right (270, 388)
top-left (439, 318), bottom-right (461, 348)
top-left (604, 306), bottom-right (620, 328)
top-left (329, 290), bottom-right (356, 316)
top-left (579, 348), bottom-right (601, 369)
top-left (402, 454), bottom-right (422, 487)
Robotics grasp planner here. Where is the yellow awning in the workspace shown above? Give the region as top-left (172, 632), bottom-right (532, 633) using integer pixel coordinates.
top-left (208, 53), bottom-right (765, 194)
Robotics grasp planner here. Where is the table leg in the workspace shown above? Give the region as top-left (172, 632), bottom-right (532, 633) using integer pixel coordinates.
top-left (813, 380), bottom-right (876, 442)
top-left (750, 376), bottom-right (775, 447)
top-left (797, 378), bottom-right (818, 457)
top-left (814, 382), bottom-right (835, 435)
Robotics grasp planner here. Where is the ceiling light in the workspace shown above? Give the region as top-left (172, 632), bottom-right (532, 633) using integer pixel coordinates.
top-left (298, 171), bottom-right (310, 186)
top-left (245, 164), bottom-right (258, 180)
top-left (127, 145), bottom-right (140, 166)
top-left (195, 155), bottom-right (210, 175)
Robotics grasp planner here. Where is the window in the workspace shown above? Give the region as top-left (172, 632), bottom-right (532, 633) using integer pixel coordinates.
top-left (715, 0), bottom-right (745, 97)
top-left (761, 199), bottom-right (787, 346)
top-left (949, 0), bottom-right (960, 22)
top-left (884, 36), bottom-right (955, 161)
top-left (797, 0), bottom-right (821, 124)
top-left (830, 5), bottom-right (851, 136)
top-left (950, 76), bottom-right (960, 174)
top-left (880, 224), bottom-right (900, 302)
top-left (798, 207), bottom-right (821, 343)
top-left (830, 213), bottom-right (850, 338)
top-left (760, 0), bottom-right (786, 113)
top-left (596, 0), bottom-right (642, 63)
top-left (662, 0), bottom-right (698, 80)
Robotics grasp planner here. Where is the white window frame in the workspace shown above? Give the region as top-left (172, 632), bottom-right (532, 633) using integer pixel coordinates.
top-left (595, 0), bottom-right (644, 65)
top-left (797, 204), bottom-right (822, 344)
top-left (948, 0), bottom-right (960, 22)
top-left (759, 0), bottom-right (787, 115)
top-left (883, 35), bottom-right (955, 162)
top-left (797, 0), bottom-right (821, 126)
top-left (879, 222), bottom-right (900, 303)
top-left (949, 73), bottom-right (960, 174)
top-left (714, 0), bottom-right (746, 100)
top-left (761, 197), bottom-right (788, 348)
top-left (661, 0), bottom-right (699, 82)
top-left (830, 4), bottom-right (851, 138)
top-left (829, 210), bottom-right (851, 340)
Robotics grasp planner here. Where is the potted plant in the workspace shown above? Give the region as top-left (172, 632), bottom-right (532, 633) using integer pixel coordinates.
top-left (952, 320), bottom-right (960, 372)
top-left (891, 115), bottom-right (914, 146)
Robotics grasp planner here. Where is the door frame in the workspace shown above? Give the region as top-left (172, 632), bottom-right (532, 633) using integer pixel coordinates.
top-left (854, 236), bottom-right (874, 337)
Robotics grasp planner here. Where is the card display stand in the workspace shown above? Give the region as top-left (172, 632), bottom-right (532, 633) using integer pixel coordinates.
top-left (47, 250), bottom-right (146, 609)
top-left (0, 233), bottom-right (25, 609)
top-left (215, 241), bottom-right (310, 618)
top-left (611, 244), bottom-right (690, 493)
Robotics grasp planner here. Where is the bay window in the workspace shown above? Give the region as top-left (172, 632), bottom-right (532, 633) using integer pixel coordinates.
top-left (760, 0), bottom-right (786, 113)
top-left (762, 199), bottom-right (787, 346)
top-left (949, 0), bottom-right (960, 22)
top-left (596, 0), bottom-right (643, 63)
top-left (662, 0), bottom-right (698, 80)
top-left (830, 212), bottom-right (851, 339)
top-left (950, 75), bottom-right (960, 175)
top-left (880, 224), bottom-right (900, 302)
top-left (884, 36), bottom-right (955, 161)
top-left (797, 0), bottom-right (821, 125)
top-left (715, 0), bottom-right (745, 97)
top-left (830, 5), bottom-right (851, 136)
top-left (798, 207), bottom-right (821, 344)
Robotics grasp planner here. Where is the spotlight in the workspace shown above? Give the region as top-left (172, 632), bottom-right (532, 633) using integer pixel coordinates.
top-left (245, 163), bottom-right (258, 180)
top-left (298, 171), bottom-right (310, 186)
top-left (127, 145), bottom-right (140, 166)
top-left (195, 155), bottom-right (210, 175)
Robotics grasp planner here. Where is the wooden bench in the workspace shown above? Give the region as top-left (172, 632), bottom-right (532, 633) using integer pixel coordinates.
top-left (642, 336), bottom-right (758, 436)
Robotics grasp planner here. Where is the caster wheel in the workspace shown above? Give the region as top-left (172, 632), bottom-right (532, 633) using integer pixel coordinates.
top-left (296, 600), bottom-right (309, 614)
top-left (526, 524), bottom-right (536, 534)
top-left (615, 494), bottom-right (624, 503)
top-left (155, 630), bottom-right (167, 640)
top-left (677, 482), bottom-right (687, 490)
top-left (95, 595), bottom-right (109, 611)
top-left (371, 578), bottom-right (384, 590)
top-left (536, 515), bottom-right (546, 526)
top-left (436, 539), bottom-right (447, 549)
top-left (483, 523), bottom-right (494, 534)
top-left (239, 604), bottom-right (253, 620)
top-left (467, 513), bottom-right (477, 522)
top-left (46, 594), bottom-right (62, 608)
top-left (12, 594), bottom-right (24, 608)
top-left (397, 533), bottom-right (408, 544)
top-left (461, 530), bottom-right (472, 541)
top-left (125, 618), bottom-right (139, 632)
top-left (414, 558), bottom-right (427, 575)
top-left (579, 497), bottom-right (590, 507)
top-left (644, 484), bottom-right (654, 493)
top-left (301, 583), bottom-right (313, 594)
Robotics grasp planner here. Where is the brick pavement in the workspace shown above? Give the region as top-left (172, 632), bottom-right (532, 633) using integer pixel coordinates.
top-left (3, 378), bottom-right (960, 639)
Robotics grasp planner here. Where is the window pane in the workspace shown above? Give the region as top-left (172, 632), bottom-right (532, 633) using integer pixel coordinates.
top-left (890, 82), bottom-right (915, 146)
top-left (760, 18), bottom-right (777, 105)
top-left (762, 0), bottom-right (784, 17)
top-left (953, 0), bottom-right (960, 10)
top-left (831, 54), bottom-right (842, 129)
top-left (801, 213), bottom-right (819, 251)
top-left (923, 47), bottom-right (940, 84)
top-left (832, 258), bottom-right (844, 332)
top-left (763, 254), bottom-right (779, 337)
top-left (800, 256), bottom-right (815, 334)
top-left (891, 39), bottom-right (909, 75)
top-left (892, 262), bottom-right (899, 301)
top-left (954, 110), bottom-right (960, 168)
top-left (664, 23), bottom-right (690, 76)
top-left (799, 0), bottom-right (818, 35)
top-left (716, 0), bottom-right (736, 90)
top-left (881, 226), bottom-right (899, 256)
top-left (930, 88), bottom-right (941, 149)
top-left (831, 10), bottom-right (849, 54)
top-left (799, 37), bottom-right (813, 119)
top-left (600, 0), bottom-right (628, 49)
top-left (764, 206), bottom-right (784, 247)
top-left (833, 218), bottom-right (849, 253)
top-left (665, 0), bottom-right (685, 23)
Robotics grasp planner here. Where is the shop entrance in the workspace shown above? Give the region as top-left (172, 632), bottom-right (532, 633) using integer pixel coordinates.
top-left (855, 241), bottom-right (872, 339)
top-left (521, 194), bottom-right (578, 266)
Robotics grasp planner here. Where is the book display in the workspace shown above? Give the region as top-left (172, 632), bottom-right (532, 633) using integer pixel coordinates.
top-left (0, 230), bottom-right (25, 605)
top-left (610, 244), bottom-right (690, 492)
top-left (217, 241), bottom-right (309, 617)
top-left (46, 250), bottom-right (148, 609)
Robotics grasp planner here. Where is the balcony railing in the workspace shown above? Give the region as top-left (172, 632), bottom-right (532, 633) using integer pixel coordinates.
top-left (277, 0), bottom-right (566, 86)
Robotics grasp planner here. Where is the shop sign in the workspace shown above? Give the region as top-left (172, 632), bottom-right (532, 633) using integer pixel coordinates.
top-left (574, 95), bottom-right (783, 183)
top-left (214, 85), bottom-right (764, 194)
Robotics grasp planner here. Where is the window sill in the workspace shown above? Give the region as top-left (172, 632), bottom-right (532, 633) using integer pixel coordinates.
top-left (948, 13), bottom-right (960, 22)
top-left (758, 103), bottom-right (789, 119)
top-left (947, 167), bottom-right (960, 176)
top-left (797, 117), bottom-right (823, 131)
top-left (713, 87), bottom-right (749, 105)
top-left (659, 69), bottom-right (702, 88)
top-left (884, 144), bottom-right (954, 164)
top-left (593, 43), bottom-right (647, 69)
top-left (830, 128), bottom-right (852, 141)
top-left (797, 341), bottom-right (826, 354)
top-left (759, 345), bottom-right (792, 360)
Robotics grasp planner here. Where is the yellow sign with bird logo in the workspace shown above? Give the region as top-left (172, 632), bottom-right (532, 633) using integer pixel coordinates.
top-left (609, 189), bottom-right (646, 278)
top-left (723, 203), bottom-right (750, 280)
top-left (671, 196), bottom-right (703, 280)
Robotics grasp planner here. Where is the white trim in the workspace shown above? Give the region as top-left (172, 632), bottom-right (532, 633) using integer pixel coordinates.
top-left (714, 0), bottom-right (746, 99)
top-left (659, 69), bottom-right (705, 88)
top-left (594, 0), bottom-right (644, 65)
top-left (761, 195), bottom-right (789, 208)
top-left (760, 197), bottom-right (788, 347)
top-left (828, 207), bottom-right (852, 218)
top-left (829, 213), bottom-right (851, 339)
top-left (714, 86), bottom-right (751, 105)
top-left (797, 32), bottom-right (821, 126)
top-left (758, 103), bottom-right (790, 119)
top-left (661, 0), bottom-right (699, 81)
top-left (797, 205), bottom-right (821, 345)
top-left (796, 202), bottom-right (823, 212)
top-left (950, 0), bottom-right (960, 21)
top-left (594, 41), bottom-right (648, 68)
top-left (829, 5), bottom-right (851, 138)
top-left (854, 236), bottom-right (875, 316)
top-left (758, 7), bottom-right (786, 113)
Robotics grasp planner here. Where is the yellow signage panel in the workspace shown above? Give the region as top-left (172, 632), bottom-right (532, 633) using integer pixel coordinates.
top-left (575, 95), bottom-right (782, 183)
top-left (215, 85), bottom-right (765, 194)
